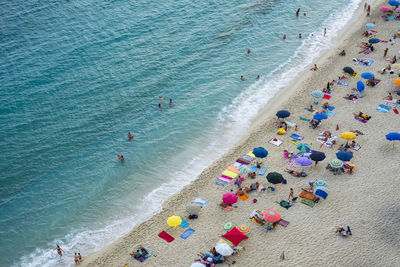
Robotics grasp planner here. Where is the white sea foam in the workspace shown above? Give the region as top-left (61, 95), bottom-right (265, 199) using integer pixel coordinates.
top-left (16, 0), bottom-right (362, 266)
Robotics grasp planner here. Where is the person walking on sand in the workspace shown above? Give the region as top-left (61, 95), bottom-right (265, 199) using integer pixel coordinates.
top-left (74, 253), bottom-right (80, 264)
top-left (324, 28), bottom-right (326, 37)
top-left (384, 48), bottom-right (388, 58)
top-left (366, 5), bottom-right (370, 16)
top-left (55, 245), bottom-right (63, 257)
top-left (288, 188), bottom-right (294, 201)
top-left (296, 8), bottom-right (300, 16)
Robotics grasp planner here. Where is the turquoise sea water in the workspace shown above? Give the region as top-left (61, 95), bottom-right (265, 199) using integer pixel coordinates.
top-left (0, 0), bottom-right (361, 265)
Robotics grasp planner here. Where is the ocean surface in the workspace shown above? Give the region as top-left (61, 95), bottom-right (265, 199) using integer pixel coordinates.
top-left (0, 0), bottom-right (361, 265)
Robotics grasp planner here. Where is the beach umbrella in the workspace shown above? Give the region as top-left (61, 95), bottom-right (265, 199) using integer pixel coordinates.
top-left (336, 151), bottom-right (353, 161)
top-left (263, 209), bottom-right (281, 223)
top-left (313, 113), bottom-right (328, 120)
top-left (365, 23), bottom-right (376, 28)
top-left (388, 0), bottom-right (400, 6)
top-left (329, 159), bottom-right (344, 169)
top-left (222, 192), bottom-right (238, 204)
top-left (314, 179), bottom-right (327, 187)
top-left (215, 243), bottom-right (234, 256)
top-left (297, 143), bottom-right (311, 152)
top-left (167, 216), bottom-right (182, 227)
top-left (357, 81), bottom-right (365, 92)
top-left (311, 90), bottom-right (324, 98)
top-left (266, 172), bottom-right (284, 184)
top-left (186, 204), bottom-right (201, 215)
top-left (236, 224), bottom-right (252, 236)
top-left (310, 151), bottom-right (326, 162)
top-left (343, 66), bottom-right (354, 75)
top-left (238, 164), bottom-right (251, 174)
top-left (191, 262), bottom-right (206, 267)
top-left (341, 132), bottom-right (357, 140)
top-left (368, 38), bottom-right (380, 44)
top-left (380, 6), bottom-right (391, 12)
top-left (276, 110), bottom-right (290, 119)
top-left (386, 132), bottom-right (400, 147)
top-left (361, 72), bottom-right (374, 79)
top-left (295, 157), bottom-right (313, 167)
top-left (252, 147), bottom-right (268, 158)
top-left (396, 7), bottom-right (400, 12)
top-left (314, 186), bottom-right (328, 199)
top-left (394, 78), bottom-right (400, 86)
top-left (221, 227), bottom-right (248, 246)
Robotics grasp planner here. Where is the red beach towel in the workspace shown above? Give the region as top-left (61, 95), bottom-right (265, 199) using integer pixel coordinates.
top-left (394, 108), bottom-right (399, 114)
top-left (158, 231), bottom-right (175, 242)
top-left (322, 94), bottom-right (331, 100)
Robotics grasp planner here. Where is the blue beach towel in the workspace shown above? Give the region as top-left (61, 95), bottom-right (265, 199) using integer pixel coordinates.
top-left (192, 197), bottom-right (209, 206)
top-left (376, 104), bottom-right (391, 113)
top-left (336, 80), bottom-right (349, 86)
top-left (180, 228), bottom-right (195, 239)
top-left (251, 166), bottom-right (258, 172)
top-left (326, 111), bottom-right (335, 116)
top-left (258, 165), bottom-right (267, 175)
top-left (180, 219), bottom-right (189, 229)
top-left (358, 58), bottom-right (374, 67)
top-left (290, 134), bottom-right (303, 141)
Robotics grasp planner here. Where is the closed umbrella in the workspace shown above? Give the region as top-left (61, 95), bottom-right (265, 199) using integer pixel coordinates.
top-left (380, 6), bottom-right (391, 12)
top-left (365, 23), bottom-right (375, 28)
top-left (295, 157), bottom-right (313, 167)
top-left (314, 179), bottom-right (327, 187)
top-left (313, 113), bottom-right (328, 120)
top-left (329, 159), bottom-right (344, 169)
top-left (369, 38), bottom-right (380, 44)
top-left (236, 224), bottom-right (252, 236)
top-left (222, 192), bottom-right (238, 205)
top-left (266, 172), bottom-right (284, 184)
top-left (314, 186), bottom-right (328, 199)
top-left (238, 164), bottom-right (251, 174)
top-left (167, 216), bottom-right (182, 227)
top-left (343, 66), bottom-right (354, 75)
top-left (252, 147), bottom-right (268, 158)
top-left (336, 151), bottom-right (353, 161)
top-left (361, 72), bottom-right (374, 79)
top-left (186, 204), bottom-right (201, 215)
top-left (311, 90), bottom-right (324, 98)
top-left (221, 227), bottom-right (248, 247)
top-left (215, 243), bottom-right (234, 256)
top-left (297, 143), bottom-right (311, 152)
top-left (394, 78), bottom-right (400, 86)
top-left (263, 209), bottom-right (281, 223)
top-left (276, 110), bottom-right (290, 119)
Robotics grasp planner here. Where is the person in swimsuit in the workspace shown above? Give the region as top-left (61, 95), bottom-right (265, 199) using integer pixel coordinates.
top-left (127, 132), bottom-right (133, 140)
top-left (55, 245), bottom-right (63, 256)
top-left (288, 188), bottom-right (294, 201)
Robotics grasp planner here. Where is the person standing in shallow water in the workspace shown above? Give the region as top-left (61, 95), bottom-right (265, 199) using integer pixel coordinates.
top-left (296, 8), bottom-right (300, 16)
top-left (299, 33), bottom-right (302, 39)
top-left (55, 245), bottom-right (63, 256)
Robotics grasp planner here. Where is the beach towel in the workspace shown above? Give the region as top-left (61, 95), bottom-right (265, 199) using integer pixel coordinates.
top-left (290, 134), bottom-right (303, 141)
top-left (288, 139), bottom-right (300, 145)
top-left (242, 155), bottom-right (255, 162)
top-left (158, 231), bottom-right (174, 242)
top-left (251, 218), bottom-right (261, 224)
top-left (249, 166), bottom-right (257, 173)
top-left (304, 108), bottom-right (315, 113)
top-left (238, 193), bottom-right (249, 201)
top-left (316, 133), bottom-right (337, 148)
top-left (269, 138), bottom-right (283, 146)
top-left (336, 80), bottom-right (349, 86)
top-left (350, 72), bottom-right (360, 78)
top-left (385, 100), bottom-right (398, 108)
top-left (236, 158), bottom-right (250, 165)
top-left (363, 50), bottom-right (371, 55)
top-left (227, 165), bottom-right (240, 174)
top-left (180, 228), bottom-right (195, 239)
top-left (322, 94), bottom-right (331, 100)
top-left (278, 219), bottom-right (290, 227)
top-left (376, 104), bottom-right (391, 113)
top-left (285, 119), bottom-right (296, 128)
top-left (301, 199), bottom-right (315, 207)
top-left (299, 190), bottom-right (318, 202)
top-left (232, 162), bottom-right (241, 168)
top-left (258, 165), bottom-right (267, 175)
top-left (180, 219), bottom-right (189, 229)
top-left (222, 170), bottom-right (238, 178)
top-left (300, 117), bottom-right (311, 122)
top-left (246, 152), bottom-right (256, 158)
top-left (214, 178), bottom-right (228, 186)
top-left (326, 111), bottom-right (335, 116)
top-left (394, 108), bottom-right (399, 114)
top-left (357, 58), bottom-right (374, 67)
top-left (192, 197), bottom-right (209, 206)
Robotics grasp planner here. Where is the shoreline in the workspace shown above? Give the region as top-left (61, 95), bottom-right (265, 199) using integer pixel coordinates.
top-left (82, 0), bottom-right (400, 266)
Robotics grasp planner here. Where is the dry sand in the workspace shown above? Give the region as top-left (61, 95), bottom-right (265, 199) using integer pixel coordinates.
top-left (82, 1), bottom-right (400, 266)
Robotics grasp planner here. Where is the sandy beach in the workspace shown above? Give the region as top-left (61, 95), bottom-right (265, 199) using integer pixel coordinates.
top-left (82, 1), bottom-right (400, 266)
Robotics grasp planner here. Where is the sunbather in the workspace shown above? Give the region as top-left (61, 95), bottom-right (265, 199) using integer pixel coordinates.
top-left (248, 172), bottom-right (256, 179)
top-left (384, 92), bottom-right (393, 100)
top-left (309, 119), bottom-right (321, 129)
top-left (344, 94), bottom-right (358, 101)
top-left (306, 105), bottom-right (313, 112)
top-left (322, 87), bottom-right (331, 94)
top-left (130, 246), bottom-right (147, 259)
top-left (322, 102), bottom-right (330, 110)
top-left (234, 177), bottom-right (242, 187)
top-left (354, 112), bottom-right (371, 121)
top-left (336, 227), bottom-right (351, 236)
top-left (280, 121), bottom-right (288, 131)
top-left (339, 50), bottom-right (346, 56)
top-left (285, 169), bottom-right (307, 177)
top-left (351, 129), bottom-right (364, 135)
top-left (250, 209), bottom-right (265, 224)
top-left (378, 64), bottom-right (393, 74)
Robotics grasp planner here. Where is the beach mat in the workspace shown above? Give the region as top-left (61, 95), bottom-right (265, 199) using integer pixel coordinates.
top-left (158, 231), bottom-right (174, 242)
top-left (258, 166), bottom-right (267, 175)
top-left (180, 228), bottom-right (195, 239)
top-left (238, 193), bottom-right (249, 201)
top-left (278, 219), bottom-right (290, 227)
top-left (323, 94), bottom-right (331, 100)
top-left (301, 199), bottom-right (315, 207)
top-left (336, 80), bottom-right (349, 86)
top-left (300, 117), bottom-right (311, 122)
top-left (251, 166), bottom-right (258, 172)
top-left (357, 58), bottom-right (374, 67)
top-left (269, 138), bottom-right (283, 146)
top-left (326, 111), bottom-right (335, 116)
top-left (180, 219), bottom-right (189, 229)
top-left (214, 178), bottom-right (228, 186)
top-left (376, 104), bottom-right (391, 113)
top-left (290, 134), bottom-right (303, 141)
top-left (288, 139), bottom-right (300, 145)
top-left (192, 197), bottom-right (209, 206)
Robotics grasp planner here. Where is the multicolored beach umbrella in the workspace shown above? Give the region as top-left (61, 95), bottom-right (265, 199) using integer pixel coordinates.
top-left (314, 179), bottom-right (327, 187)
top-left (236, 224), bottom-right (252, 236)
top-left (297, 143), bottom-right (311, 152)
top-left (329, 159), bottom-right (344, 169)
top-left (221, 227), bottom-right (248, 247)
top-left (186, 204), bottom-right (201, 215)
top-left (238, 164), bottom-right (251, 174)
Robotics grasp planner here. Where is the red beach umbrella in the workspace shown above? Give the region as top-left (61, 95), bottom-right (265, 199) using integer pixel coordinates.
top-left (222, 227), bottom-right (248, 246)
top-left (263, 209), bottom-right (281, 223)
top-left (222, 192), bottom-right (238, 205)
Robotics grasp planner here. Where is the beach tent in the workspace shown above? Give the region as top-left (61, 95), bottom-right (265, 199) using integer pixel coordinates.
top-left (222, 227), bottom-right (248, 246)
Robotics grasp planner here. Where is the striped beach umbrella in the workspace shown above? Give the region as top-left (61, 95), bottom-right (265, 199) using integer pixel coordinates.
top-left (329, 159), bottom-right (344, 169)
top-left (238, 164), bottom-right (251, 174)
top-left (297, 143), bottom-right (311, 152)
top-left (314, 180), bottom-right (327, 187)
top-left (186, 204), bottom-right (201, 215)
top-left (236, 224), bottom-right (252, 236)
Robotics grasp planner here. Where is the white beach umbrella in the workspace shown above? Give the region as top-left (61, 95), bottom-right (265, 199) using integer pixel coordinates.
top-left (215, 243), bottom-right (234, 256)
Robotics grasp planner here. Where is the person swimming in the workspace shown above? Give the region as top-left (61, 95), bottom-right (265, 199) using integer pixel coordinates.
top-left (118, 155), bottom-right (125, 162)
top-left (127, 132), bottom-right (133, 140)
top-left (159, 96), bottom-right (167, 103)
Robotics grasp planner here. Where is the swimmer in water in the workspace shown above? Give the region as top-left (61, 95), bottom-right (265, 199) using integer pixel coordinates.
top-left (240, 75), bottom-right (245, 81)
top-left (169, 98), bottom-right (173, 104)
top-left (55, 245), bottom-right (63, 257)
top-left (158, 103), bottom-right (162, 109)
top-left (296, 8), bottom-right (300, 16)
top-left (159, 96), bottom-right (167, 103)
top-left (299, 33), bottom-right (302, 39)
top-left (247, 49), bottom-right (251, 54)
top-left (127, 132), bottom-right (133, 140)
top-left (283, 34), bottom-right (286, 39)
top-left (256, 75), bottom-right (260, 80)
top-left (118, 155), bottom-right (125, 162)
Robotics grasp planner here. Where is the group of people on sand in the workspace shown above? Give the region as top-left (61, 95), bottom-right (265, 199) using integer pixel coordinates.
top-left (54, 245), bottom-right (83, 265)
top-left (195, 247), bottom-right (226, 266)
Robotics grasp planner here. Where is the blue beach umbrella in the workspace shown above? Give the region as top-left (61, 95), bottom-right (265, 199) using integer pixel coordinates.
top-left (313, 113), bottom-right (328, 120)
top-left (368, 38), bottom-right (380, 44)
top-left (314, 180), bottom-right (327, 187)
top-left (297, 143), bottom-right (311, 152)
top-left (386, 132), bottom-right (400, 147)
top-left (336, 151), bottom-right (353, 161)
top-left (314, 186), bottom-right (328, 199)
top-left (361, 72), bottom-right (374, 79)
top-left (388, 0), bottom-right (400, 6)
top-left (276, 110), bottom-right (290, 119)
top-left (357, 81), bottom-right (365, 92)
top-left (311, 90), bottom-right (324, 98)
top-left (365, 23), bottom-right (376, 28)
top-left (252, 147), bottom-right (268, 158)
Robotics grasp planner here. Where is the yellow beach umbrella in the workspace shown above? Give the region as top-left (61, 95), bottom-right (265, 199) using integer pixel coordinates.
top-left (394, 78), bottom-right (400, 86)
top-left (341, 132), bottom-right (356, 140)
top-left (167, 216), bottom-right (182, 227)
